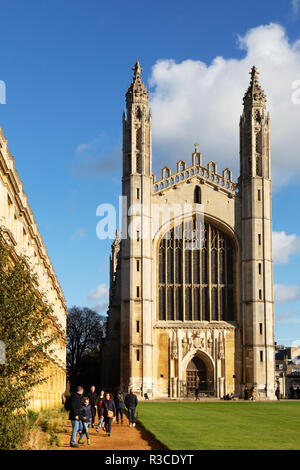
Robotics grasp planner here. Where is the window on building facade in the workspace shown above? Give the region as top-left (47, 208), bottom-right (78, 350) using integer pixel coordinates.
top-left (158, 217), bottom-right (235, 322)
top-left (260, 351), bottom-right (264, 362)
top-left (194, 186), bottom-right (201, 204)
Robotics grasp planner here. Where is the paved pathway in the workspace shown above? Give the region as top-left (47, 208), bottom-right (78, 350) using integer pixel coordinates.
top-left (57, 413), bottom-right (166, 451)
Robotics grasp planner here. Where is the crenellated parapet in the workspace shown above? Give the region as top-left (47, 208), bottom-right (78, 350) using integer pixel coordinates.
top-left (153, 145), bottom-right (239, 198)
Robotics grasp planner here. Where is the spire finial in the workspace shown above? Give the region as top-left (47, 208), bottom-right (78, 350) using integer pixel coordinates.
top-left (126, 60), bottom-right (148, 105)
top-left (132, 61), bottom-right (142, 81)
top-left (194, 142), bottom-right (199, 153)
top-left (243, 65), bottom-right (266, 108)
top-left (250, 65), bottom-right (259, 85)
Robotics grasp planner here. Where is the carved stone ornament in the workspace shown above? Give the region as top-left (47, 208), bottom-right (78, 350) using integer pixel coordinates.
top-left (170, 339), bottom-right (178, 359)
top-left (182, 337), bottom-right (188, 357)
top-left (218, 337), bottom-right (225, 360)
top-left (193, 332), bottom-right (204, 350)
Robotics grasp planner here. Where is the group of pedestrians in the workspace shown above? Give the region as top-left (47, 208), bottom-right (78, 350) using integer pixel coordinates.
top-left (66, 385), bottom-right (138, 448)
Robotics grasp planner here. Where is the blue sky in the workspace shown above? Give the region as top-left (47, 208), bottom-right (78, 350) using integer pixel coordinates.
top-left (1, 0), bottom-right (300, 345)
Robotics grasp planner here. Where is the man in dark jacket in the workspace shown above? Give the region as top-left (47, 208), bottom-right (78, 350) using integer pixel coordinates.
top-left (87, 385), bottom-right (97, 427)
top-left (125, 389), bottom-right (138, 427)
top-left (115, 390), bottom-right (126, 424)
top-left (69, 386), bottom-right (84, 447)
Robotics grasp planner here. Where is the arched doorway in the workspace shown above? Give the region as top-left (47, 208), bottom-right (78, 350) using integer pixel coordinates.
top-left (186, 356), bottom-right (212, 397)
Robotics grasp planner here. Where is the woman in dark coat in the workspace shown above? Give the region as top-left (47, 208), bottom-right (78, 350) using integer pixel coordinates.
top-left (95, 389), bottom-right (105, 432)
top-left (100, 392), bottom-right (116, 437)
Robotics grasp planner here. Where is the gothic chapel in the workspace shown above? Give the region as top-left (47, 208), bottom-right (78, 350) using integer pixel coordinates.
top-left (101, 62), bottom-right (275, 399)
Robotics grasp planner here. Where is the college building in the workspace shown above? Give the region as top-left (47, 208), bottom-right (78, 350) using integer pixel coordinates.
top-left (101, 63), bottom-right (276, 399)
top-left (0, 127), bottom-right (67, 410)
top-left (275, 345), bottom-right (300, 398)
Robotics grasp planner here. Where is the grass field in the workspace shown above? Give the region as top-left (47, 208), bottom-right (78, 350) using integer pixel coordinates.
top-left (137, 401), bottom-right (300, 450)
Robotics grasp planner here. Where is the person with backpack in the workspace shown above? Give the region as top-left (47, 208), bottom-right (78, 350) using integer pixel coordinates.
top-left (100, 392), bottom-right (116, 437)
top-left (115, 390), bottom-right (125, 424)
top-left (125, 389), bottom-right (138, 428)
top-left (68, 385), bottom-right (84, 448)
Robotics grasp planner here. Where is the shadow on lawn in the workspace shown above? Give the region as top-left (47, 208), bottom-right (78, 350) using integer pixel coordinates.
top-left (135, 419), bottom-right (168, 450)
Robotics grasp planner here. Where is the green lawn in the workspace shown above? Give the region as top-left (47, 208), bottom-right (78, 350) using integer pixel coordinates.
top-left (137, 401), bottom-right (300, 450)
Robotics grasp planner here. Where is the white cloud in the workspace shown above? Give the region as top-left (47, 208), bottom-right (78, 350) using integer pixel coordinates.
top-left (88, 283), bottom-right (109, 300)
top-left (92, 301), bottom-right (108, 315)
top-left (274, 284), bottom-right (300, 303)
top-left (272, 231), bottom-right (300, 264)
top-left (149, 23), bottom-right (300, 187)
top-left (88, 282), bottom-right (109, 314)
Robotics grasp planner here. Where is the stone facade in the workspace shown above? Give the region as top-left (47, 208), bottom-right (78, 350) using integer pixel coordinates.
top-left (0, 127), bottom-right (67, 410)
top-left (101, 64), bottom-right (276, 399)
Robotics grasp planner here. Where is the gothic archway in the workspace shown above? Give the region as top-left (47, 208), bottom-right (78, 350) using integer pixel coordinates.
top-left (185, 353), bottom-right (214, 397)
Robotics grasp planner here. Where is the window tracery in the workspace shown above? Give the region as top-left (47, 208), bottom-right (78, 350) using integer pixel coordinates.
top-left (158, 217), bottom-right (235, 322)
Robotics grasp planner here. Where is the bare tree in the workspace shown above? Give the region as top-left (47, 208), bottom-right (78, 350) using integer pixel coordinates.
top-left (67, 306), bottom-right (106, 386)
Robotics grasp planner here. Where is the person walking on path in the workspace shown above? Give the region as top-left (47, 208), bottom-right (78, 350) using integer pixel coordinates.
top-left (125, 389), bottom-right (138, 428)
top-left (87, 385), bottom-right (97, 428)
top-left (78, 396), bottom-right (92, 445)
top-left (195, 387), bottom-right (199, 401)
top-left (243, 386), bottom-right (249, 400)
top-left (95, 389), bottom-right (105, 432)
top-left (275, 386), bottom-right (281, 401)
top-left (115, 390), bottom-right (126, 424)
top-left (100, 392), bottom-right (116, 437)
top-left (69, 385), bottom-right (84, 448)
top-left (250, 386), bottom-right (255, 401)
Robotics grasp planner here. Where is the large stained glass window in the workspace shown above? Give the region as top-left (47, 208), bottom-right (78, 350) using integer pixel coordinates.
top-left (158, 217), bottom-right (235, 321)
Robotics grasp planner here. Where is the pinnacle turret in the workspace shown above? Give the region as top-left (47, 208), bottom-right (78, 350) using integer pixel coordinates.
top-left (243, 65), bottom-right (266, 108)
top-left (123, 61), bottom-right (152, 177)
top-left (126, 61), bottom-right (148, 107)
top-left (132, 61), bottom-right (142, 80)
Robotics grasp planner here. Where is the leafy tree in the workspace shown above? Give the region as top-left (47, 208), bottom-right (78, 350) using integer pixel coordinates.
top-left (67, 306), bottom-right (106, 388)
top-left (0, 242), bottom-right (55, 449)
